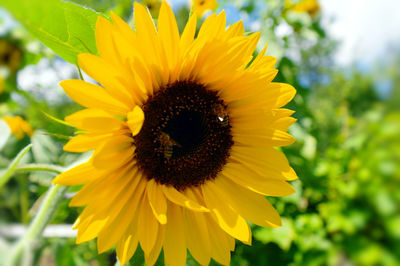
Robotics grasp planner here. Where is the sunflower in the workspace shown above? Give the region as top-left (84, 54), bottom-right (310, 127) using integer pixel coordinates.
top-left (289, 0), bottom-right (321, 18)
top-left (192, 0), bottom-right (217, 16)
top-left (0, 76), bottom-right (4, 94)
top-left (53, 1), bottom-right (298, 265)
top-left (0, 39), bottom-right (22, 74)
top-left (141, 0), bottom-right (162, 17)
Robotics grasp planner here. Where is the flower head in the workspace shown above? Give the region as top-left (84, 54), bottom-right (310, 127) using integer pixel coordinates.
top-left (54, 2), bottom-right (298, 265)
top-left (2, 116), bottom-right (33, 139)
top-left (192, 0), bottom-right (217, 16)
top-left (290, 0), bottom-right (321, 18)
top-left (0, 76), bottom-right (4, 94)
top-left (141, 0), bottom-right (162, 17)
top-left (0, 39), bottom-right (22, 74)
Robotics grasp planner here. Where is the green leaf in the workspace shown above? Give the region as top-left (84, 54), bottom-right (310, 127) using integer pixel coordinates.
top-left (31, 131), bottom-right (59, 164)
top-left (0, 0), bottom-right (103, 64)
top-left (254, 218), bottom-right (295, 250)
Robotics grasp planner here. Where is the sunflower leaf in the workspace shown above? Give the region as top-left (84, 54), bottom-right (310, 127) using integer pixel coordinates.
top-left (0, 0), bottom-right (104, 64)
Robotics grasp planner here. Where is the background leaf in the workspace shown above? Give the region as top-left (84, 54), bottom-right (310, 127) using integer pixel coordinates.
top-left (0, 0), bottom-right (103, 64)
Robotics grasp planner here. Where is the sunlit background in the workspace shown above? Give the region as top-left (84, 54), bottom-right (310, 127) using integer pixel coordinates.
top-left (0, 0), bottom-right (399, 265)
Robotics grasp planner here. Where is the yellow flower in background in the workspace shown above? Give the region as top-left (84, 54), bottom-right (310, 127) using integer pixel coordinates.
top-left (0, 39), bottom-right (22, 74)
top-left (141, 0), bottom-right (162, 17)
top-left (2, 116), bottom-right (33, 139)
top-left (192, 0), bottom-right (217, 16)
top-left (290, 0), bottom-right (321, 17)
top-left (53, 1), bottom-right (297, 265)
top-left (0, 76), bottom-right (4, 94)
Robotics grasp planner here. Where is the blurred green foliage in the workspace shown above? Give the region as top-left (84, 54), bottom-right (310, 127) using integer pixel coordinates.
top-left (0, 0), bottom-right (399, 265)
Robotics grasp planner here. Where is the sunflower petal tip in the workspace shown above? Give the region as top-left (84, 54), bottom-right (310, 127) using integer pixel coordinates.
top-left (52, 176), bottom-right (61, 185)
top-left (96, 15), bottom-right (109, 25)
top-left (97, 243), bottom-right (110, 255)
top-left (58, 79), bottom-right (67, 87)
top-left (133, 1), bottom-right (144, 11)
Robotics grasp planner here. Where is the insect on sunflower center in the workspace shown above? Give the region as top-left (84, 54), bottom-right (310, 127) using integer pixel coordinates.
top-left (134, 81), bottom-right (233, 190)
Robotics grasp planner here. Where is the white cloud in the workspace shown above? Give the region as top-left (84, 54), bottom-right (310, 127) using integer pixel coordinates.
top-left (321, 0), bottom-right (400, 66)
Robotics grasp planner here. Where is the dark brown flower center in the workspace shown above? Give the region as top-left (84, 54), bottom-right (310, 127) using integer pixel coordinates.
top-left (134, 81), bottom-right (233, 190)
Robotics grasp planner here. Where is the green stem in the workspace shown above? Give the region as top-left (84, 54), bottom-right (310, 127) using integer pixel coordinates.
top-left (8, 184), bottom-right (68, 266)
top-left (14, 163), bottom-right (66, 174)
top-left (0, 144), bottom-right (32, 189)
top-left (5, 162), bottom-right (67, 265)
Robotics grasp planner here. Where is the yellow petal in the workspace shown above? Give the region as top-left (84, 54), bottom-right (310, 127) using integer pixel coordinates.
top-left (63, 132), bottom-right (113, 152)
top-left (229, 32), bottom-right (260, 68)
top-left (270, 83), bottom-right (297, 108)
top-left (52, 162), bottom-right (101, 185)
top-left (162, 185), bottom-right (209, 212)
top-left (60, 79), bottom-right (129, 115)
top-left (127, 106), bottom-right (144, 136)
top-left (179, 14), bottom-right (197, 53)
top-left (163, 203), bottom-right (186, 266)
top-left (138, 194), bottom-right (159, 255)
top-left (222, 163), bottom-right (296, 196)
top-left (223, 20), bottom-right (244, 40)
top-left (272, 117), bottom-right (297, 131)
top-left (76, 215), bottom-right (109, 244)
top-left (158, 1), bottom-right (180, 69)
top-left (110, 11), bottom-right (136, 45)
top-left (134, 2), bottom-right (166, 75)
top-left (70, 162), bottom-right (134, 207)
top-left (78, 53), bottom-right (135, 107)
top-left (145, 224), bottom-right (165, 266)
top-left (134, 2), bottom-right (157, 42)
top-left (233, 130), bottom-right (295, 147)
top-left (230, 146), bottom-right (298, 181)
top-left (65, 108), bottom-right (123, 132)
top-left (97, 174), bottom-right (145, 253)
top-left (248, 45), bottom-right (277, 71)
top-left (95, 16), bottom-right (119, 65)
top-left (197, 11), bottom-right (226, 41)
top-left (206, 214), bottom-right (233, 265)
top-left (147, 180), bottom-right (168, 224)
top-left (183, 210), bottom-right (211, 265)
top-left (202, 182), bottom-right (251, 244)
top-left (233, 82), bottom-right (296, 109)
top-left (215, 176), bottom-right (282, 228)
top-left (116, 218), bottom-right (139, 265)
top-left (91, 135), bottom-right (134, 169)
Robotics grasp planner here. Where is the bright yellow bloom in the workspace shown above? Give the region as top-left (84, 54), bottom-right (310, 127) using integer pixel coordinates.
top-left (0, 76), bottom-right (4, 94)
top-left (141, 0), bottom-right (162, 17)
top-left (192, 0), bottom-right (217, 16)
top-left (290, 0), bottom-right (321, 17)
top-left (0, 39), bottom-right (22, 73)
top-left (2, 116), bottom-right (33, 139)
top-left (54, 1), bottom-right (298, 265)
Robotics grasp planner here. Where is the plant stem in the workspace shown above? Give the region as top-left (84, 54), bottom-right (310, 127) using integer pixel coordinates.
top-left (14, 163), bottom-right (65, 174)
top-left (0, 144), bottom-right (32, 189)
top-left (8, 184), bottom-right (68, 266)
top-left (7, 163), bottom-right (67, 266)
